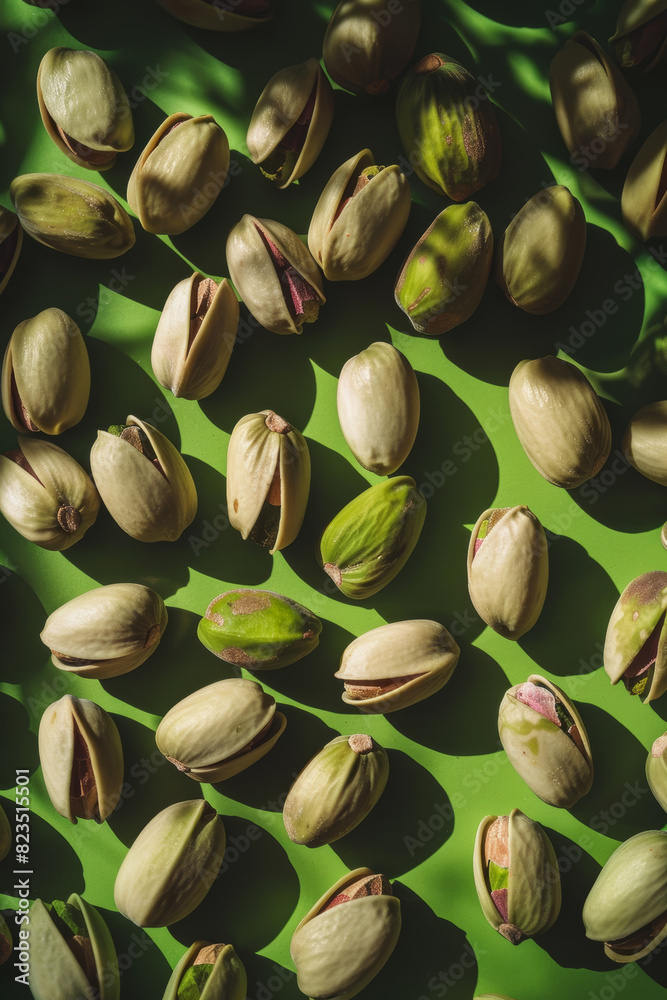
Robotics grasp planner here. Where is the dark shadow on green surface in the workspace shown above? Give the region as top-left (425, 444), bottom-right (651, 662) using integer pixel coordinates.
top-left (261, 618), bottom-right (355, 715)
top-left (0, 571), bottom-right (47, 686)
top-left (462, 1), bottom-right (597, 28)
top-left (17, 809), bottom-right (84, 902)
top-left (99, 909), bottom-right (172, 998)
top-left (57, 0), bottom-right (159, 48)
top-left (0, 695), bottom-right (38, 788)
top-left (610, 314), bottom-right (667, 406)
top-left (238, 951), bottom-right (301, 1000)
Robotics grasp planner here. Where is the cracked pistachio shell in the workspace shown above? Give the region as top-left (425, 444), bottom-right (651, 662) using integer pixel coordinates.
top-left (2, 307), bottom-right (90, 435)
top-left (610, 0), bottom-right (667, 70)
top-left (156, 677), bottom-right (286, 782)
top-left (583, 830), bottom-right (667, 962)
top-left (337, 342), bottom-right (419, 475)
top-left (622, 399), bottom-right (667, 484)
top-left (37, 47), bottom-right (134, 170)
top-left (394, 201), bottom-right (493, 335)
top-left (151, 272), bottom-right (240, 400)
top-left (226, 215), bottom-right (325, 334)
top-left (473, 808), bottom-right (561, 945)
top-left (604, 570), bottom-right (667, 702)
top-left (509, 356), bottom-right (612, 489)
top-left (247, 57), bottom-right (334, 189)
top-left (621, 120), bottom-right (667, 240)
top-left (197, 588), bottom-right (321, 669)
top-left (39, 694), bottom-right (124, 824)
top-left (40, 583), bottom-right (168, 678)
top-left (498, 674), bottom-right (593, 808)
top-left (319, 476), bottom-right (426, 600)
top-left (308, 149), bottom-right (411, 281)
top-left (27, 893), bottom-right (120, 1000)
top-left (226, 410), bottom-right (310, 553)
top-left (323, 0), bottom-right (421, 95)
top-left (162, 941), bottom-right (247, 1000)
top-left (467, 506), bottom-right (548, 640)
top-left (89, 415), bottom-right (197, 542)
top-left (335, 619), bottom-right (459, 714)
top-left (290, 868), bottom-right (401, 1000)
top-left (114, 799), bottom-right (226, 927)
top-left (549, 32), bottom-right (641, 169)
top-left (494, 186), bottom-right (586, 315)
top-left (283, 734), bottom-right (389, 847)
top-left (153, 0), bottom-right (272, 31)
top-left (0, 206), bottom-right (22, 295)
top-left (0, 436), bottom-right (99, 550)
top-left (646, 732), bottom-right (667, 810)
top-left (127, 112), bottom-right (230, 235)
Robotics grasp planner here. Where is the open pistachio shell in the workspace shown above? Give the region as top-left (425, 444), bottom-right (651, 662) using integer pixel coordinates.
top-left (308, 149), bottom-right (411, 281)
top-left (40, 583), bottom-right (168, 678)
top-left (39, 694), bottom-right (124, 823)
top-left (0, 206), bottom-right (22, 296)
top-left (646, 732), bottom-right (667, 810)
top-left (622, 399), bottom-right (667, 483)
top-left (621, 120), bottom-right (667, 240)
top-left (162, 941), bottom-right (247, 1000)
top-left (610, 0), bottom-right (667, 70)
top-left (604, 570), bottom-right (667, 702)
top-left (2, 307), bottom-right (90, 434)
top-left (153, 0), bottom-right (272, 31)
top-left (335, 619), bottom-right (459, 714)
top-left (583, 830), bottom-right (667, 962)
top-left (290, 868), bottom-right (401, 1000)
top-left (127, 112), bottom-right (230, 235)
top-left (37, 47), bottom-right (134, 170)
top-left (151, 272), bottom-right (240, 400)
top-left (89, 415), bottom-right (197, 542)
top-left (0, 436), bottom-right (100, 550)
top-left (114, 799), bottom-right (226, 927)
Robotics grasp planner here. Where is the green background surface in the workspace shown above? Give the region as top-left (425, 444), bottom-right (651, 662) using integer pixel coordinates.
top-left (1, 0), bottom-right (667, 998)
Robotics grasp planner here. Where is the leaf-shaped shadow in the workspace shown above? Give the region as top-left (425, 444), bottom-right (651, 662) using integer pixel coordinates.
top-left (0, 694), bottom-right (38, 788)
top-left (238, 952), bottom-right (301, 1000)
top-left (0, 571), bottom-right (47, 686)
top-left (461, 0), bottom-right (597, 27)
top-left (15, 808), bottom-right (85, 903)
top-left (94, 909), bottom-right (172, 996)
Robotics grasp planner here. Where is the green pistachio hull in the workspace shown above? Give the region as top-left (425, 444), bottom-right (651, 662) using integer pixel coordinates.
top-left (603, 570), bottom-right (667, 702)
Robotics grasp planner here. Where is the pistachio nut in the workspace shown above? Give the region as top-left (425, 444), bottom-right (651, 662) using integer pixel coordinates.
top-left (2, 307), bottom-right (90, 435)
top-left (498, 675), bottom-right (593, 808)
top-left (26, 893), bottom-right (120, 1000)
top-left (247, 57), bottom-right (334, 189)
top-left (290, 868), bottom-right (401, 1000)
top-left (322, 0), bottom-right (421, 95)
top-left (603, 570), bottom-right (667, 702)
top-left (127, 112), bottom-right (230, 235)
top-left (0, 801), bottom-right (9, 860)
top-left (621, 399), bottom-right (667, 484)
top-left (582, 829), bottom-right (667, 962)
top-left (283, 734), bottom-right (389, 847)
top-left (114, 799), bottom-right (226, 927)
top-left (307, 149), bottom-right (411, 281)
top-left (549, 31), bottom-right (641, 169)
top-left (197, 588), bottom-right (321, 669)
top-left (473, 808), bottom-right (561, 945)
top-left (394, 201), bottom-right (493, 334)
top-left (39, 694), bottom-right (123, 824)
top-left (226, 215), bottom-right (325, 334)
top-left (494, 186), bottom-right (587, 314)
top-left (621, 120), bottom-right (667, 240)
top-left (396, 53), bottom-right (502, 201)
top-left (508, 356), bottom-right (612, 489)
top-left (40, 582), bottom-right (168, 679)
top-left (0, 436), bottom-right (100, 550)
top-left (151, 271), bottom-right (240, 400)
top-left (467, 505), bottom-right (548, 640)
top-left (89, 415), bottom-right (197, 542)
top-left (226, 409), bottom-right (310, 553)
top-left (156, 677), bottom-right (286, 782)
top-left (318, 476), bottom-right (426, 600)
top-left (37, 47), bottom-right (134, 170)
top-left (337, 342), bottom-right (420, 475)
top-left (0, 912), bottom-right (10, 966)
top-left (162, 941), bottom-right (247, 1000)
top-left (0, 205), bottom-right (22, 296)
top-left (153, 0), bottom-right (272, 31)
top-left (610, 0), bottom-right (667, 71)
top-left (646, 731), bottom-right (667, 810)
top-left (10, 173), bottom-right (135, 259)
top-left (335, 619), bottom-right (460, 714)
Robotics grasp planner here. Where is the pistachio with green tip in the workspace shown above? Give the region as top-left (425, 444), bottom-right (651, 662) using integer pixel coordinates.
top-left (0, 206), bottom-right (22, 296)
top-left (610, 0), bottom-right (667, 71)
top-left (621, 399), bottom-right (667, 483)
top-left (622, 121), bottom-right (667, 240)
top-left (162, 941), bottom-right (247, 1000)
top-left (153, 0), bottom-right (272, 31)
top-left (604, 570), bottom-right (667, 702)
top-left (583, 830), bottom-right (667, 962)
top-left (646, 731), bottom-right (667, 810)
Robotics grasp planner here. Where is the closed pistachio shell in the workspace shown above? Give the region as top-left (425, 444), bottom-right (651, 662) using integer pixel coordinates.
top-left (646, 732), bottom-right (667, 810)
top-left (622, 399), bottom-right (667, 483)
top-left (0, 206), bottom-right (22, 295)
top-left (40, 583), bottom-right (168, 678)
top-left (151, 272), bottom-right (239, 400)
top-left (37, 47), bottom-right (134, 170)
top-left (308, 149), bottom-right (411, 281)
top-left (153, 0), bottom-right (272, 31)
top-left (604, 570), bottom-right (667, 702)
top-left (610, 0), bottom-right (667, 71)
top-left (621, 120), bottom-right (667, 239)
top-left (156, 677), bottom-right (286, 782)
top-left (114, 799), bottom-right (226, 927)
top-left (38, 694), bottom-right (124, 823)
top-left (162, 941), bottom-right (247, 1000)
top-left (226, 409), bottom-right (310, 553)
top-left (226, 215), bottom-right (325, 334)
top-left (127, 112), bottom-right (230, 235)
top-left (467, 506), bottom-right (548, 640)
top-left (335, 619), bottom-right (459, 713)
top-left (583, 830), bottom-right (667, 962)
top-left (89, 415), bottom-right (197, 542)
top-left (508, 356), bottom-right (612, 489)
top-left (2, 307), bottom-right (90, 434)
top-left (337, 342), bottom-right (420, 475)
top-left (0, 436), bottom-right (100, 550)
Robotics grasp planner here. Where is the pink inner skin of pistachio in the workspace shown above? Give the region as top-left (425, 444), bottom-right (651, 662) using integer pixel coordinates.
top-left (491, 888), bottom-right (509, 922)
top-left (623, 11), bottom-right (667, 68)
top-left (4, 448), bottom-right (42, 483)
top-left (279, 83), bottom-right (316, 155)
top-left (55, 124), bottom-right (116, 165)
top-left (189, 277), bottom-right (218, 350)
top-left (514, 682), bottom-right (560, 726)
top-left (10, 372), bottom-right (38, 431)
top-left (202, 0), bottom-right (269, 13)
top-left (331, 171), bottom-right (372, 228)
top-left (254, 223), bottom-right (319, 321)
top-left (622, 610), bottom-right (665, 690)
